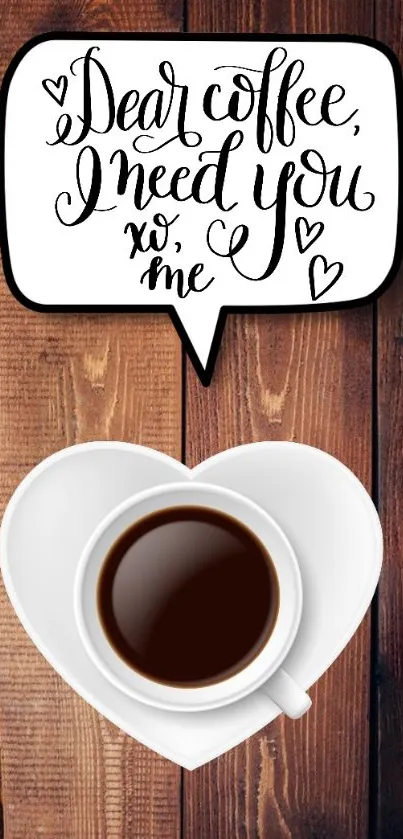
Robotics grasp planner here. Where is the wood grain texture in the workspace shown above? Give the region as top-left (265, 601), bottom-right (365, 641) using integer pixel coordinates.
top-left (187, 0), bottom-right (372, 34)
top-left (184, 2), bottom-right (375, 836)
top-left (185, 313), bottom-right (373, 839)
top-left (375, 5), bottom-right (403, 837)
top-left (0, 2), bottom-right (183, 837)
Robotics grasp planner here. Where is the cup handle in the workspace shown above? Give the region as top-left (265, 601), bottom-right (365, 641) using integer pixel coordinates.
top-left (259, 668), bottom-right (312, 719)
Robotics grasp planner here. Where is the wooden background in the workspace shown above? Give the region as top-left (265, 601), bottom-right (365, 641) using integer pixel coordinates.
top-left (0, 0), bottom-right (402, 836)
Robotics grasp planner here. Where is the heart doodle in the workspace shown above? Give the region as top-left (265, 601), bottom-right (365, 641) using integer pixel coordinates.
top-left (42, 75), bottom-right (68, 107)
top-left (295, 217), bottom-right (324, 253)
top-left (309, 255), bottom-right (344, 301)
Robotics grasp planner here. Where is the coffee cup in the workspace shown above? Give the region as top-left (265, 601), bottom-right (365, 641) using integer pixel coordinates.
top-left (74, 482), bottom-right (311, 718)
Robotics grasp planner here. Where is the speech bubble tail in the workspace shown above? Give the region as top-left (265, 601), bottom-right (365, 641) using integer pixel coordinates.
top-left (171, 306), bottom-right (226, 387)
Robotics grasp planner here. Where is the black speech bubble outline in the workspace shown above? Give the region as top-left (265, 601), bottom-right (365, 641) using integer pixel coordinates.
top-left (0, 32), bottom-right (402, 387)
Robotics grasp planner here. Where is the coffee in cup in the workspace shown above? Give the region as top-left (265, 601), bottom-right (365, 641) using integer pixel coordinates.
top-left (75, 481), bottom-right (311, 717)
top-left (97, 505), bottom-right (280, 688)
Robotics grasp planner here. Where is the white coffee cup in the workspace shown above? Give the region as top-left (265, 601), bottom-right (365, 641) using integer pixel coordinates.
top-left (74, 482), bottom-right (311, 718)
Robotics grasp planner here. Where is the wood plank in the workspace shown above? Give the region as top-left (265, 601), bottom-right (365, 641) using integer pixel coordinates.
top-left (374, 4), bottom-right (403, 835)
top-left (0, 3), bottom-right (183, 838)
top-left (184, 2), bottom-right (375, 836)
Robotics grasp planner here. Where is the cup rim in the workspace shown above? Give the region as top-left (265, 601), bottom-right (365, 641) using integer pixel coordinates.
top-left (74, 480), bottom-right (303, 712)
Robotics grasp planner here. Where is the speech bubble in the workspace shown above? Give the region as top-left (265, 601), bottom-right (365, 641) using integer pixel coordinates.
top-left (1, 34), bottom-right (401, 385)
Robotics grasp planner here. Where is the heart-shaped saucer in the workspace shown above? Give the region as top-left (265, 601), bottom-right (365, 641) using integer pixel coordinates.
top-left (0, 442), bottom-right (382, 769)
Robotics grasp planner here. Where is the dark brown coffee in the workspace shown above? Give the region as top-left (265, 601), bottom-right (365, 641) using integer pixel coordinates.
top-left (97, 506), bottom-right (279, 687)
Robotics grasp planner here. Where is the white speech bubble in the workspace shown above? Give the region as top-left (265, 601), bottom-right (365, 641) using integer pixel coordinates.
top-left (1, 34), bottom-right (401, 384)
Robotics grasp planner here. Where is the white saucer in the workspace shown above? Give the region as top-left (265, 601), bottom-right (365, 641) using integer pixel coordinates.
top-left (0, 442), bottom-right (382, 769)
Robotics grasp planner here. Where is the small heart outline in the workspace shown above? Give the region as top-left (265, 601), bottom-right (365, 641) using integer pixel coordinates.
top-left (309, 255), bottom-right (344, 301)
top-left (42, 75), bottom-right (68, 107)
top-left (295, 217), bottom-right (324, 254)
